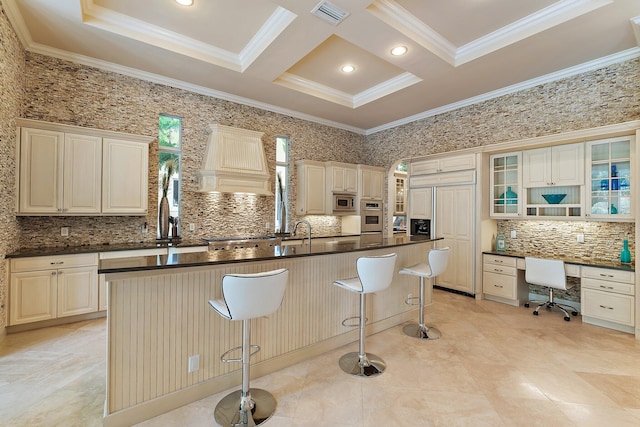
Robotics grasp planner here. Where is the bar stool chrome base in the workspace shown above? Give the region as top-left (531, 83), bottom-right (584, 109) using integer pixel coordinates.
top-left (214, 388), bottom-right (276, 427)
top-left (339, 352), bottom-right (386, 377)
top-left (403, 323), bottom-right (441, 340)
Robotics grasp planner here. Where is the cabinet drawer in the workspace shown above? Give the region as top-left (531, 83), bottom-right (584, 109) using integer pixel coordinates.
top-left (11, 253), bottom-right (98, 272)
top-left (581, 266), bottom-right (634, 284)
top-left (99, 248), bottom-right (167, 259)
top-left (483, 255), bottom-right (517, 268)
top-left (483, 271), bottom-right (516, 299)
top-left (483, 263), bottom-right (517, 276)
top-left (581, 278), bottom-right (634, 295)
top-left (581, 288), bottom-right (634, 326)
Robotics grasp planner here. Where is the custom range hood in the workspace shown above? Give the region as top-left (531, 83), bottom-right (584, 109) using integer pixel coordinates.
top-left (196, 124), bottom-right (271, 195)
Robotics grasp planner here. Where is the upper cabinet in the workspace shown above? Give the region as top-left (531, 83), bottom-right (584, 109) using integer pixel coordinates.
top-left (358, 165), bottom-right (384, 200)
top-left (522, 143), bottom-right (584, 188)
top-left (18, 128), bottom-right (102, 214)
top-left (585, 136), bottom-right (634, 219)
top-left (102, 138), bottom-right (149, 215)
top-left (394, 171), bottom-right (407, 215)
top-left (16, 119), bottom-right (154, 216)
top-left (410, 153), bottom-right (476, 175)
top-left (296, 160), bottom-right (326, 215)
top-left (490, 152), bottom-right (521, 218)
top-left (325, 162), bottom-right (357, 194)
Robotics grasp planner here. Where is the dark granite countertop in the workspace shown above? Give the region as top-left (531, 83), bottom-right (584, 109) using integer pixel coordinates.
top-left (483, 250), bottom-right (635, 272)
top-left (99, 235), bottom-right (441, 274)
top-left (6, 240), bottom-right (210, 259)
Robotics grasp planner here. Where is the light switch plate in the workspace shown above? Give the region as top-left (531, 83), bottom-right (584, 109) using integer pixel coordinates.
top-left (510, 230), bottom-right (516, 238)
top-left (577, 234), bottom-right (584, 243)
top-left (61, 227), bottom-right (69, 237)
top-left (188, 355), bottom-right (200, 373)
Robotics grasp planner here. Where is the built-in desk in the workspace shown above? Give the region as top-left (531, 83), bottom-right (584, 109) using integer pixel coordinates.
top-left (482, 251), bottom-right (635, 334)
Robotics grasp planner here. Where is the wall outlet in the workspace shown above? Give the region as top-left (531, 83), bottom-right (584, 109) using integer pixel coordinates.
top-left (510, 230), bottom-right (517, 238)
top-left (141, 222), bottom-right (148, 234)
top-left (189, 223), bottom-right (195, 232)
top-left (577, 233), bottom-right (585, 243)
top-left (61, 227), bottom-right (69, 237)
top-left (188, 354), bottom-right (200, 373)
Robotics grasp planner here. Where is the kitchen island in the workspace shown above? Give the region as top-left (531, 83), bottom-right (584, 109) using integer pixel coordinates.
top-left (100, 235), bottom-right (440, 426)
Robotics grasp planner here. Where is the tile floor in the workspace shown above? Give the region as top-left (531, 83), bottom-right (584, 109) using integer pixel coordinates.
top-left (2, 290), bottom-right (640, 426)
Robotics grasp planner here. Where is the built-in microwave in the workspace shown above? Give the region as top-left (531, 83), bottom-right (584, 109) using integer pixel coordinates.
top-left (333, 193), bottom-right (357, 214)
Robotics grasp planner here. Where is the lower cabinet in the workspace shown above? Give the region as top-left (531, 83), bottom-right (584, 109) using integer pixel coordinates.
top-left (482, 254), bottom-right (527, 306)
top-left (9, 253), bottom-right (98, 325)
top-left (581, 266), bottom-right (635, 333)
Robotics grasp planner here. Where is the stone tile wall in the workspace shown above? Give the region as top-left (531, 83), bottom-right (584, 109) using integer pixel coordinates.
top-left (0, 7), bottom-right (25, 330)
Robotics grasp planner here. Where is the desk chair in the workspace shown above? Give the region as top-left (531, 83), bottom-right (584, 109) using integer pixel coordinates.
top-left (524, 257), bottom-right (578, 321)
top-left (208, 268), bottom-right (289, 427)
top-left (399, 247), bottom-right (450, 340)
top-left (333, 253), bottom-right (397, 377)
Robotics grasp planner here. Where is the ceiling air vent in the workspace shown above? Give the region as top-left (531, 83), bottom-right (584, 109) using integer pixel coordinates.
top-left (311, 1), bottom-right (350, 26)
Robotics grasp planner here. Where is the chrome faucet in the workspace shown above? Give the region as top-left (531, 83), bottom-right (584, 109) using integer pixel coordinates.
top-left (292, 220), bottom-right (312, 250)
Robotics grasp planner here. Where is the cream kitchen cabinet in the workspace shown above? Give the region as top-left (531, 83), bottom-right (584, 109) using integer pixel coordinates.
top-left (296, 160), bottom-right (326, 215)
top-left (408, 187), bottom-right (433, 219)
top-left (410, 153), bottom-right (476, 175)
top-left (490, 152), bottom-right (522, 218)
top-left (16, 119), bottom-right (153, 216)
top-left (435, 185), bottom-right (475, 295)
top-left (102, 138), bottom-right (149, 215)
top-left (394, 171), bottom-right (407, 215)
top-left (482, 254), bottom-right (527, 306)
top-left (358, 165), bottom-right (384, 200)
top-left (326, 162), bottom-right (358, 194)
top-left (9, 253), bottom-right (99, 325)
top-left (17, 128), bottom-right (102, 214)
top-left (522, 143), bottom-right (584, 188)
top-left (585, 136), bottom-right (634, 219)
top-left (581, 266), bottom-right (635, 333)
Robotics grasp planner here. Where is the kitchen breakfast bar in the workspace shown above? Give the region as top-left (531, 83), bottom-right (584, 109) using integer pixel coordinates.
top-left (99, 235), bottom-right (439, 426)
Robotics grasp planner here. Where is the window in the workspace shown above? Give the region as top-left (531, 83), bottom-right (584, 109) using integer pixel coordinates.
top-left (275, 136), bottom-right (290, 233)
top-left (158, 114), bottom-right (182, 237)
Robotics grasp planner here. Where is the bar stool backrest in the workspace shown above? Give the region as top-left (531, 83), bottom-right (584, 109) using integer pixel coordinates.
top-left (221, 268), bottom-right (289, 320)
top-left (428, 247), bottom-right (451, 278)
top-left (525, 257), bottom-right (566, 290)
top-left (356, 253), bottom-right (397, 293)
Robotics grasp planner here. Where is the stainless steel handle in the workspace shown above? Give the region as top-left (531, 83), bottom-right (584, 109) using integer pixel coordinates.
top-left (493, 268), bottom-right (503, 273)
top-left (599, 285), bottom-right (614, 290)
top-left (50, 261), bottom-right (64, 265)
top-left (495, 285), bottom-right (503, 288)
top-left (599, 273), bottom-right (614, 278)
top-left (599, 305), bottom-right (613, 310)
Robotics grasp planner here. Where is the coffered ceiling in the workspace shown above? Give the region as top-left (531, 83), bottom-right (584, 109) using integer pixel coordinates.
top-left (4, 0), bottom-right (640, 134)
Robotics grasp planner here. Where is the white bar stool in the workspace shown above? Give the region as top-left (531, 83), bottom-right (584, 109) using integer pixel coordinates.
top-left (399, 247), bottom-right (450, 340)
top-left (208, 268), bottom-right (289, 427)
top-left (333, 253), bottom-right (397, 377)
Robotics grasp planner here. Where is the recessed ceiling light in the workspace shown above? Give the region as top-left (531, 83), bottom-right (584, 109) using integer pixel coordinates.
top-left (175, 0), bottom-right (193, 6)
top-left (391, 46), bottom-right (408, 56)
top-left (341, 64), bottom-right (355, 73)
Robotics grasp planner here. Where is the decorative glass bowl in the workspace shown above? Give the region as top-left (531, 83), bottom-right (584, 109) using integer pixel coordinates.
top-left (542, 194), bottom-right (566, 204)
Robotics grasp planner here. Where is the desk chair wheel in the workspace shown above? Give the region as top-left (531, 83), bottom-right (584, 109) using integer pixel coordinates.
top-left (572, 311), bottom-right (578, 316)
top-left (564, 316), bottom-right (570, 321)
top-left (532, 310), bottom-right (538, 316)
top-left (524, 303), bottom-right (530, 308)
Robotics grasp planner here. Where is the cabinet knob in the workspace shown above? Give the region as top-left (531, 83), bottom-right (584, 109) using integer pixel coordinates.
top-left (51, 271), bottom-right (57, 276)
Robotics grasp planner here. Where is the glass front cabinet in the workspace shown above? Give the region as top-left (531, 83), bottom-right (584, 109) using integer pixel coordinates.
top-left (585, 136), bottom-right (634, 220)
top-left (490, 152), bottom-right (521, 218)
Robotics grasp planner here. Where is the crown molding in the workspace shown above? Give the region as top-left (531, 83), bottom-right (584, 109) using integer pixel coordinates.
top-left (631, 16), bottom-right (640, 45)
top-left (366, 47), bottom-right (640, 135)
top-left (353, 72), bottom-right (422, 107)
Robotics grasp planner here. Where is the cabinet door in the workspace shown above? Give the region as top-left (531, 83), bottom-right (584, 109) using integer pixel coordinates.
top-left (18, 127), bottom-right (64, 213)
top-left (63, 133), bottom-right (102, 214)
top-left (490, 152), bottom-right (521, 218)
top-left (435, 185), bottom-right (475, 295)
top-left (57, 266), bottom-right (98, 317)
top-left (9, 271), bottom-right (57, 325)
top-left (344, 168), bottom-right (358, 193)
top-left (522, 148), bottom-right (551, 187)
top-left (361, 168), bottom-right (383, 199)
top-left (581, 288), bottom-right (634, 326)
top-left (409, 188), bottom-right (432, 219)
top-left (552, 143), bottom-right (584, 186)
top-left (297, 162), bottom-right (326, 215)
top-left (102, 138), bottom-right (149, 214)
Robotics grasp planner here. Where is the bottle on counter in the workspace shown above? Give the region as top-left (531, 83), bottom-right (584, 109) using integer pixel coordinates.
top-left (496, 232), bottom-right (507, 252)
